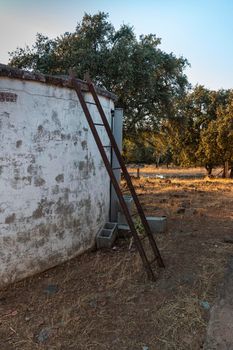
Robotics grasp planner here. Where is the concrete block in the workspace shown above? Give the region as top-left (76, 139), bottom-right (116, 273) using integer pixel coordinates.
top-left (96, 222), bottom-right (118, 249)
top-left (117, 195), bottom-right (134, 225)
top-left (146, 216), bottom-right (167, 234)
top-left (117, 211), bottom-right (128, 225)
top-left (123, 195), bottom-right (134, 211)
top-left (117, 195), bottom-right (134, 213)
top-left (118, 224), bottom-right (130, 231)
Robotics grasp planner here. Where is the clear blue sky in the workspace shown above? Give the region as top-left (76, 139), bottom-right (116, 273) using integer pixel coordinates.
top-left (1, 0), bottom-right (233, 90)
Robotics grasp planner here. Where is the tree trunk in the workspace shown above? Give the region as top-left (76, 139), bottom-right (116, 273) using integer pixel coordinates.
top-left (222, 161), bottom-right (229, 178)
top-left (205, 164), bottom-right (213, 176)
top-left (222, 165), bottom-right (225, 178)
top-left (230, 167), bottom-right (233, 178)
top-left (225, 160), bottom-right (229, 178)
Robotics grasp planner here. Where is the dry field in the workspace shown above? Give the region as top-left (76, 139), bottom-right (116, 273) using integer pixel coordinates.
top-left (127, 165), bottom-right (223, 178)
top-left (0, 171), bottom-right (233, 350)
top-left (128, 165), bottom-right (208, 174)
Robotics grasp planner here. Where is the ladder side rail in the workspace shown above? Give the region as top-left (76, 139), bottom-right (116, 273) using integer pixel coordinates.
top-left (87, 82), bottom-right (165, 268)
top-left (70, 79), bottom-right (156, 280)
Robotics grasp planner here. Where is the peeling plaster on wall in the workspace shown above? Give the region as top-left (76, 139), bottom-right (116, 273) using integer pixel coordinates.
top-left (0, 77), bottom-right (114, 287)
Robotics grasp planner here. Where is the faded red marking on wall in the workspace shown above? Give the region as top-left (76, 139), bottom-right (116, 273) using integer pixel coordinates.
top-left (0, 92), bottom-right (17, 102)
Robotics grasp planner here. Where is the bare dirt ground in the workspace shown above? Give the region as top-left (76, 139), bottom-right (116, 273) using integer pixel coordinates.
top-left (0, 169), bottom-right (233, 350)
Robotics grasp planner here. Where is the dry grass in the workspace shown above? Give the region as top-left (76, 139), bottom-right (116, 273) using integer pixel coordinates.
top-left (127, 165), bottom-right (222, 177)
top-left (128, 165), bottom-right (206, 173)
top-left (0, 173), bottom-right (233, 349)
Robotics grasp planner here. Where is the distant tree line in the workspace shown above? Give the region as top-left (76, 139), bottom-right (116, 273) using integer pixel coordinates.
top-left (9, 12), bottom-right (233, 176)
top-left (123, 86), bottom-right (233, 177)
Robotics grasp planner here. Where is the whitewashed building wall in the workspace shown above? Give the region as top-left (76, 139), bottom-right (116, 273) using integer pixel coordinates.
top-left (0, 65), bottom-right (117, 286)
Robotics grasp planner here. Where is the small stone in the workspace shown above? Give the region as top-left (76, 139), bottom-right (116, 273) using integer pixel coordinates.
top-left (89, 299), bottom-right (97, 308)
top-left (160, 198), bottom-right (166, 203)
top-left (186, 208), bottom-right (198, 215)
top-left (44, 284), bottom-right (59, 295)
top-left (10, 310), bottom-right (18, 316)
top-left (200, 300), bottom-right (210, 310)
top-left (36, 328), bottom-right (50, 343)
top-left (142, 346), bottom-right (149, 350)
top-left (180, 200), bottom-right (190, 208)
top-left (224, 236), bottom-right (233, 244)
top-left (181, 273), bottom-right (195, 285)
top-left (176, 207), bottom-right (185, 214)
top-left (0, 297), bottom-right (6, 304)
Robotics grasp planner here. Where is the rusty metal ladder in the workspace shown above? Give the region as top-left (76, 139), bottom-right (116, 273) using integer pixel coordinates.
top-left (70, 77), bottom-right (165, 280)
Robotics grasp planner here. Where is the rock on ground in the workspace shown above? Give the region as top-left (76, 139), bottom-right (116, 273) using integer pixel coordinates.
top-left (204, 257), bottom-right (233, 350)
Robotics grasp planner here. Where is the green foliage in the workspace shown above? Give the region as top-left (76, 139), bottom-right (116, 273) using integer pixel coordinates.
top-left (123, 124), bottom-right (174, 166)
top-left (216, 105), bottom-right (233, 163)
top-left (9, 12), bottom-right (233, 170)
top-left (196, 120), bottom-right (222, 170)
top-left (165, 86), bottom-right (232, 169)
top-left (123, 137), bottom-right (155, 164)
top-left (9, 12), bottom-right (189, 133)
top-left (195, 90), bottom-right (233, 171)
top-left (134, 217), bottom-right (145, 237)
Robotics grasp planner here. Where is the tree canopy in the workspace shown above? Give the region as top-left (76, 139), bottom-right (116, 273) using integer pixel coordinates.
top-left (9, 12), bottom-right (190, 132)
top-left (9, 12), bottom-right (233, 175)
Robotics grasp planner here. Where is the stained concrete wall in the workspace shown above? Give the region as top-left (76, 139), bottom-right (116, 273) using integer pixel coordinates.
top-left (110, 108), bottom-right (123, 221)
top-left (0, 74), bottom-right (115, 286)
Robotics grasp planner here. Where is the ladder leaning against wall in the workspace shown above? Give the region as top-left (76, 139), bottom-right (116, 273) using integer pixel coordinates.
top-left (69, 75), bottom-right (165, 281)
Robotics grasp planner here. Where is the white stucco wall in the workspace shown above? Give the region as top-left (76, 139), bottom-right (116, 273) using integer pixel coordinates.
top-left (0, 76), bottom-right (114, 286)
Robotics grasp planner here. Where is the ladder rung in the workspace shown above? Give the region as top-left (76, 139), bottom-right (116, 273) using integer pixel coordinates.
top-left (112, 167), bottom-right (121, 170)
top-left (103, 145), bottom-right (112, 148)
top-left (85, 101), bottom-right (96, 106)
top-left (94, 123), bottom-right (105, 126)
